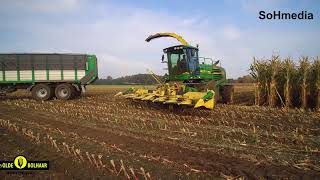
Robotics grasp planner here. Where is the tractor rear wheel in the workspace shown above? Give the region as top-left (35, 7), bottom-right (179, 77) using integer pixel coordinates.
top-left (55, 83), bottom-right (75, 100)
top-left (32, 84), bottom-right (54, 101)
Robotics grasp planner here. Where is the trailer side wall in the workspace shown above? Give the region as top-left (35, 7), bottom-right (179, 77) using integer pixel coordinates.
top-left (0, 54), bottom-right (97, 85)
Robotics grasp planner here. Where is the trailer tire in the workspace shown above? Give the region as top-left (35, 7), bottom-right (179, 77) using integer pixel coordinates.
top-left (32, 84), bottom-right (54, 101)
top-left (72, 85), bottom-right (81, 98)
top-left (75, 89), bottom-right (81, 97)
top-left (55, 83), bottom-right (75, 100)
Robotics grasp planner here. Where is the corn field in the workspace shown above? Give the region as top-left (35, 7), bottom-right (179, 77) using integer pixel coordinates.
top-left (250, 56), bottom-right (320, 110)
top-left (0, 86), bottom-right (319, 179)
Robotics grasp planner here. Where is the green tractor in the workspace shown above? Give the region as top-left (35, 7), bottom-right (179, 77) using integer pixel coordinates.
top-left (116, 32), bottom-right (234, 110)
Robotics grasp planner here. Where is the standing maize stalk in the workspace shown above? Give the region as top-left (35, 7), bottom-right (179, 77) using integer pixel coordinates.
top-left (311, 57), bottom-right (320, 110)
top-left (299, 57), bottom-right (310, 109)
top-left (251, 57), bottom-right (260, 105)
top-left (269, 56), bottom-right (280, 107)
top-left (250, 58), bottom-right (268, 105)
top-left (283, 58), bottom-right (294, 108)
top-left (251, 55), bottom-right (319, 109)
top-left (255, 82), bottom-right (261, 106)
top-left (316, 58), bottom-right (320, 111)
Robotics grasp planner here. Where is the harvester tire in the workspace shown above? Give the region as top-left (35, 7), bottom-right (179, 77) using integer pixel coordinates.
top-left (207, 80), bottom-right (220, 103)
top-left (222, 85), bottom-right (234, 104)
top-left (32, 84), bottom-right (54, 101)
top-left (55, 83), bottom-right (75, 100)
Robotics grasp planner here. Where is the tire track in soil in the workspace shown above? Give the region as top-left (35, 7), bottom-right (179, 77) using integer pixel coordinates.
top-left (0, 128), bottom-right (111, 179)
top-left (1, 105), bottom-right (319, 179)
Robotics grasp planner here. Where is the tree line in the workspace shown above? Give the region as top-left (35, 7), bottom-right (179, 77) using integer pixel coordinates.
top-left (93, 74), bottom-right (165, 85)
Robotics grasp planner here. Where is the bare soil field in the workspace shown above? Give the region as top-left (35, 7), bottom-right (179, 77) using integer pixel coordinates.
top-left (0, 85), bottom-right (319, 179)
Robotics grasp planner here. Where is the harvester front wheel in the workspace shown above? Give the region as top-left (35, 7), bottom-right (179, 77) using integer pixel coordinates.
top-left (55, 83), bottom-right (75, 100)
top-left (206, 80), bottom-right (220, 103)
top-left (222, 85), bottom-right (234, 104)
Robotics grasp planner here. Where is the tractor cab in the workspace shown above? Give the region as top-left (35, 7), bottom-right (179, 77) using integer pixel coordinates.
top-left (163, 45), bottom-right (200, 80)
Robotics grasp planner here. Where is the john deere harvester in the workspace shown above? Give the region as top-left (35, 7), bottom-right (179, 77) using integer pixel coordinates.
top-left (115, 33), bottom-right (233, 110)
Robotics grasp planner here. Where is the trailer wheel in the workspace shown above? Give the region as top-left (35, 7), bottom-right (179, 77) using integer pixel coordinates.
top-left (32, 84), bottom-right (54, 101)
top-left (55, 83), bottom-right (75, 100)
top-left (75, 89), bottom-right (81, 97)
top-left (72, 85), bottom-right (82, 98)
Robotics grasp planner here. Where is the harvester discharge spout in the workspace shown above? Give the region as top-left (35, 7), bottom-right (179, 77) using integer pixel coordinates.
top-left (145, 32), bottom-right (189, 46)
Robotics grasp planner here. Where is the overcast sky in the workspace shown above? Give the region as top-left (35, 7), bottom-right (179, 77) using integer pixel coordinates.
top-left (0, 0), bottom-right (319, 78)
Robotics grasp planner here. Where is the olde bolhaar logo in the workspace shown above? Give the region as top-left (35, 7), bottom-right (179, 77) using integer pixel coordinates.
top-left (14, 156), bottom-right (27, 169)
top-left (0, 155), bottom-right (49, 170)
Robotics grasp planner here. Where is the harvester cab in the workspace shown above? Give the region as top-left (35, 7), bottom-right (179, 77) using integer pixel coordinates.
top-left (163, 45), bottom-right (200, 79)
top-left (115, 32), bottom-right (234, 110)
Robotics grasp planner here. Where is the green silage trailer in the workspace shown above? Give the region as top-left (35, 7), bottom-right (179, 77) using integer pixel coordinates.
top-left (0, 53), bottom-right (98, 100)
